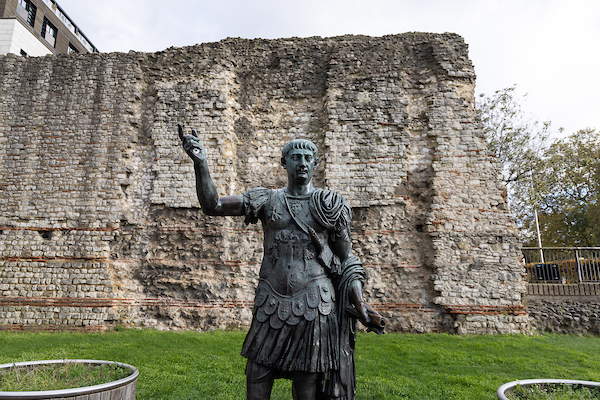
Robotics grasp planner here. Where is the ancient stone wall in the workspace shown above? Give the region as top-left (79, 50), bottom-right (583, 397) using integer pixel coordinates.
top-left (526, 284), bottom-right (600, 335)
top-left (0, 33), bottom-right (529, 333)
top-left (527, 299), bottom-right (600, 335)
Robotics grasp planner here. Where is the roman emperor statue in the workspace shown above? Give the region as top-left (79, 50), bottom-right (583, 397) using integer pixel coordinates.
top-left (180, 125), bottom-right (384, 400)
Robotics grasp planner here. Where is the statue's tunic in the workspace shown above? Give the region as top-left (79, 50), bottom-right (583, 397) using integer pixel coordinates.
top-left (240, 187), bottom-right (352, 374)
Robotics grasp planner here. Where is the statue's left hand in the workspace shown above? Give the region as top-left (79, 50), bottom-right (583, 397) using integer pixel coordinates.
top-left (347, 302), bottom-right (385, 335)
top-left (347, 284), bottom-right (385, 334)
top-left (351, 297), bottom-right (371, 325)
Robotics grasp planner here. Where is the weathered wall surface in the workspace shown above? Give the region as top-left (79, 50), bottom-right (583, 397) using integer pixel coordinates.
top-left (526, 284), bottom-right (600, 334)
top-left (527, 299), bottom-right (600, 335)
top-left (0, 33), bottom-right (529, 334)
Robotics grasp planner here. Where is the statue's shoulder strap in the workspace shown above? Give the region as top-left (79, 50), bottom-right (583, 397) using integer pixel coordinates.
top-left (280, 189), bottom-right (335, 269)
top-left (279, 190), bottom-right (310, 235)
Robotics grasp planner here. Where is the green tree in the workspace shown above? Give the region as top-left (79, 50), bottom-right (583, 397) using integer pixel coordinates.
top-left (477, 85), bottom-right (551, 187)
top-left (477, 86), bottom-right (600, 247)
top-left (521, 128), bottom-right (600, 246)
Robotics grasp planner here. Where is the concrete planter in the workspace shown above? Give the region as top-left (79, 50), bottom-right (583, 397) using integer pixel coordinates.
top-left (0, 359), bottom-right (138, 400)
top-left (497, 379), bottom-right (600, 400)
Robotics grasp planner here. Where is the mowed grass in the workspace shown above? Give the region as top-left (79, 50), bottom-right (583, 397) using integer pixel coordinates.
top-left (1, 330), bottom-right (599, 399)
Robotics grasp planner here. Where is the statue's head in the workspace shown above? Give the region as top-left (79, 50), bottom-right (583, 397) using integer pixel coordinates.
top-left (281, 139), bottom-right (318, 185)
top-left (281, 139), bottom-right (319, 167)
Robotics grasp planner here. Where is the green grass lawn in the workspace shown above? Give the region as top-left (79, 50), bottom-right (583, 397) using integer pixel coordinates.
top-left (1, 330), bottom-right (599, 399)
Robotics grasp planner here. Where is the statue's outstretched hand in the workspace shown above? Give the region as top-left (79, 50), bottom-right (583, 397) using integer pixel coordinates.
top-left (178, 124), bottom-right (206, 163)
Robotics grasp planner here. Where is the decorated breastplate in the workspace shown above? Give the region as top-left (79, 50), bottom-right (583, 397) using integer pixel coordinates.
top-left (260, 191), bottom-right (328, 295)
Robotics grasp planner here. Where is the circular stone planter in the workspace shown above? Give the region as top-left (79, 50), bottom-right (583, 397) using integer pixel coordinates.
top-left (0, 359), bottom-right (138, 400)
top-left (497, 379), bottom-right (600, 400)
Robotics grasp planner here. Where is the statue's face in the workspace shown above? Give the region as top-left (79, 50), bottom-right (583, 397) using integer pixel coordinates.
top-left (283, 148), bottom-right (316, 185)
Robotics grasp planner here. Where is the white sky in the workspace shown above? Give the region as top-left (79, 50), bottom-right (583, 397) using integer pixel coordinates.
top-left (57, 0), bottom-right (600, 137)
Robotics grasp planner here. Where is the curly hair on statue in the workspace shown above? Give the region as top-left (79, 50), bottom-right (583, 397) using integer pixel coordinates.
top-left (280, 139), bottom-right (319, 166)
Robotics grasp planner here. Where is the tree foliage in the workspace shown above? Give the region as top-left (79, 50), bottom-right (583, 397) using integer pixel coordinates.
top-left (521, 129), bottom-right (600, 246)
top-left (477, 85), bottom-right (551, 186)
top-left (478, 86), bottom-right (600, 247)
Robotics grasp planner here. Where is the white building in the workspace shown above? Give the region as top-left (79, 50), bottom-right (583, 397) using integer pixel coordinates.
top-left (0, 0), bottom-right (97, 56)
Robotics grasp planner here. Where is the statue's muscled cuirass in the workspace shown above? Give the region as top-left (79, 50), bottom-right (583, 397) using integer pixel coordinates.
top-left (253, 190), bottom-right (335, 328)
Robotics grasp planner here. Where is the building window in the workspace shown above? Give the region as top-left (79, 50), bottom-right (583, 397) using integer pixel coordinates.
top-left (41, 17), bottom-right (57, 48)
top-left (20, 49), bottom-right (28, 57)
top-left (68, 43), bottom-right (79, 54)
top-left (17, 0), bottom-right (37, 27)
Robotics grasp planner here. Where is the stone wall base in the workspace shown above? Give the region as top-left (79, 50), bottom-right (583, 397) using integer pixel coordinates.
top-left (1, 297), bottom-right (534, 334)
top-left (526, 298), bottom-right (600, 335)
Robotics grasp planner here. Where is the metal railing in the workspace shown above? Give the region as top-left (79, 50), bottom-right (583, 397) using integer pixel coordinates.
top-left (522, 247), bottom-right (600, 283)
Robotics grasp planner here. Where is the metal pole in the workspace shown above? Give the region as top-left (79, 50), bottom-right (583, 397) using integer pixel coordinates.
top-left (575, 249), bottom-right (583, 283)
top-left (534, 209), bottom-right (544, 263)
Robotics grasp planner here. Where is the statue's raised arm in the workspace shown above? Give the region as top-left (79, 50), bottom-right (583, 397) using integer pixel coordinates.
top-left (178, 124), bottom-right (244, 216)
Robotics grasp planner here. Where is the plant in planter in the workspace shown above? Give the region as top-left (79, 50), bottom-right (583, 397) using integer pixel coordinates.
top-left (0, 359), bottom-right (138, 400)
top-left (498, 379), bottom-right (600, 400)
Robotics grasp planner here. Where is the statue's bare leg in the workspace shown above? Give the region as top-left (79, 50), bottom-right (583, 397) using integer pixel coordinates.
top-left (291, 371), bottom-right (318, 400)
top-left (246, 360), bottom-right (275, 400)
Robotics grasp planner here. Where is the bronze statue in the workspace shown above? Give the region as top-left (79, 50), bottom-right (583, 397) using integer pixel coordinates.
top-left (179, 125), bottom-right (384, 400)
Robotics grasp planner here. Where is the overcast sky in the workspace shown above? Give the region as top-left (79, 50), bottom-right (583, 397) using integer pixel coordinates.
top-left (57, 0), bottom-right (599, 138)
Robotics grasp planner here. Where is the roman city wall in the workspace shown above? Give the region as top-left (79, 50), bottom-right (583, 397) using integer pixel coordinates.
top-left (0, 33), bottom-right (529, 334)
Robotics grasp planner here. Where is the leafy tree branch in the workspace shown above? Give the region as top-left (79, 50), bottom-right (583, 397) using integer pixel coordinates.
top-left (477, 85), bottom-right (599, 246)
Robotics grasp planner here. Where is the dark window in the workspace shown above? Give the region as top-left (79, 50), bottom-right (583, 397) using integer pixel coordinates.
top-left (68, 43), bottom-right (79, 54)
top-left (20, 49), bottom-right (28, 56)
top-left (17, 0), bottom-right (37, 27)
top-left (41, 17), bottom-right (57, 48)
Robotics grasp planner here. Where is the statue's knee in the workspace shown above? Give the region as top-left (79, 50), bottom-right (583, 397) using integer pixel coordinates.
top-left (292, 371), bottom-right (318, 385)
top-left (291, 372), bottom-right (319, 400)
top-left (246, 360), bottom-right (275, 384)
top-left (246, 361), bottom-right (276, 400)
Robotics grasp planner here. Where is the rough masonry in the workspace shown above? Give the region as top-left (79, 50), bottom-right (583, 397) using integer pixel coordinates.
top-left (0, 33), bottom-right (529, 334)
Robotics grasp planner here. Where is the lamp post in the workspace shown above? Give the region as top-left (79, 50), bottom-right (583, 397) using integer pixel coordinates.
top-left (534, 209), bottom-right (544, 263)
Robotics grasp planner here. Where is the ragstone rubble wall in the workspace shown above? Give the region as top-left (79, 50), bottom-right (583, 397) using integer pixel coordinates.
top-left (526, 284), bottom-right (600, 335)
top-left (0, 33), bottom-right (529, 334)
top-left (527, 299), bottom-right (600, 335)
